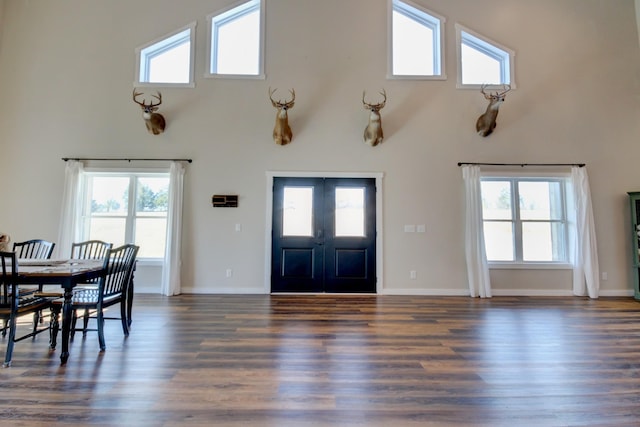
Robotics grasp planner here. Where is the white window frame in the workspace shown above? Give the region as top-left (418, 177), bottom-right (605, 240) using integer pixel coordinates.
top-left (135, 22), bottom-right (197, 88)
top-left (456, 23), bottom-right (516, 89)
top-left (481, 172), bottom-right (571, 269)
top-left (205, 0), bottom-right (266, 80)
top-left (388, 0), bottom-right (446, 80)
top-left (79, 169), bottom-right (170, 263)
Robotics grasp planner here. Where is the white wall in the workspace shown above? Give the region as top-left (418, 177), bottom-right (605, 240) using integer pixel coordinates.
top-left (0, 0), bottom-right (4, 53)
top-left (1, 0), bottom-right (639, 296)
top-left (637, 0), bottom-right (640, 46)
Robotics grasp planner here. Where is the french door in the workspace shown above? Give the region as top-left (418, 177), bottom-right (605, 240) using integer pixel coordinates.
top-left (271, 177), bottom-right (376, 293)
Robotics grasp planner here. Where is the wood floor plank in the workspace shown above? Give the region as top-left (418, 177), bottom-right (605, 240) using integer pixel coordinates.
top-left (1, 294), bottom-right (640, 426)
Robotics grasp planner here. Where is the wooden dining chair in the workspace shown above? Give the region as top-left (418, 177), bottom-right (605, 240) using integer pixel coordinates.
top-left (1, 251), bottom-right (56, 367)
top-left (12, 239), bottom-right (55, 260)
top-left (71, 240), bottom-right (112, 261)
top-left (50, 244), bottom-right (139, 352)
top-left (69, 240), bottom-right (112, 336)
top-left (8, 239), bottom-right (56, 333)
top-left (12, 238), bottom-right (56, 294)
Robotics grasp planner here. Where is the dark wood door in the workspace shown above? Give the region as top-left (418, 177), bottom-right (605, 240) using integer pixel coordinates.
top-left (271, 177), bottom-right (376, 293)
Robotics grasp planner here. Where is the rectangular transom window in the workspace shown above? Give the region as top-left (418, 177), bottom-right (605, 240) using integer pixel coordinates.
top-left (481, 176), bottom-right (569, 264)
top-left (206, 0), bottom-right (265, 78)
top-left (389, 0), bottom-right (445, 79)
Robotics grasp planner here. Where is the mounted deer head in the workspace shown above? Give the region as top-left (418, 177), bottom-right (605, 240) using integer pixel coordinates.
top-left (269, 87), bottom-right (295, 145)
top-left (132, 89), bottom-right (166, 135)
top-left (363, 89), bottom-right (386, 147)
top-left (476, 84), bottom-right (511, 137)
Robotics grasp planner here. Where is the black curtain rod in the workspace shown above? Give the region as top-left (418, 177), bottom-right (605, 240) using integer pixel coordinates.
top-left (62, 157), bottom-right (192, 163)
top-left (457, 162), bottom-right (585, 167)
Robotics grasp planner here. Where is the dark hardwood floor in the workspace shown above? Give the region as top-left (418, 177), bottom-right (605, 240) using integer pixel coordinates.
top-left (1, 294), bottom-right (640, 426)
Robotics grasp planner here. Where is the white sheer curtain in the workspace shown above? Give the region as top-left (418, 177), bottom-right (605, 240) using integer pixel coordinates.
top-left (570, 166), bottom-right (600, 298)
top-left (57, 160), bottom-right (84, 258)
top-left (161, 161), bottom-right (185, 296)
top-left (462, 165), bottom-right (492, 298)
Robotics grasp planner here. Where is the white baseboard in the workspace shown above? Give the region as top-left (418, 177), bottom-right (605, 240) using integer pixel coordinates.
top-left (383, 288), bottom-right (634, 297)
top-left (173, 285), bottom-right (635, 297)
top-left (182, 286), bottom-right (266, 294)
top-left (380, 288), bottom-right (469, 296)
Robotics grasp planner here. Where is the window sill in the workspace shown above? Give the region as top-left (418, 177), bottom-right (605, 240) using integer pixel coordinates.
top-left (134, 81), bottom-right (196, 89)
top-left (386, 74), bottom-right (447, 81)
top-left (136, 258), bottom-right (164, 267)
top-left (489, 262), bottom-right (572, 270)
top-left (204, 73), bottom-right (266, 80)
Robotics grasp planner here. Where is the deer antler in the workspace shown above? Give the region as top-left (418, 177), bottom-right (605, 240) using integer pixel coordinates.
top-left (497, 84), bottom-right (512, 97)
top-left (132, 89), bottom-right (145, 106)
top-left (132, 89), bottom-right (162, 109)
top-left (480, 84), bottom-right (511, 99)
top-left (150, 92), bottom-right (162, 108)
top-left (363, 89), bottom-right (386, 110)
top-left (269, 88), bottom-right (295, 109)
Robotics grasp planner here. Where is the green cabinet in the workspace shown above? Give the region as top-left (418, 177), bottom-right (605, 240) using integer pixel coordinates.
top-left (628, 192), bottom-right (640, 299)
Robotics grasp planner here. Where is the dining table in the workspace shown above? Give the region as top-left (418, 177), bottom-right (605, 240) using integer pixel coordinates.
top-left (13, 258), bottom-right (106, 364)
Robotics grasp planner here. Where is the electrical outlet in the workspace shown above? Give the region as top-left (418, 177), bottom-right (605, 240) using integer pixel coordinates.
top-left (410, 270), bottom-right (417, 279)
top-left (226, 269), bottom-right (233, 278)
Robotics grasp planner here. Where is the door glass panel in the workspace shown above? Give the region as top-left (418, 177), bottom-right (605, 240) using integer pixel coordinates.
top-left (335, 187), bottom-right (365, 237)
top-left (283, 187), bottom-right (313, 236)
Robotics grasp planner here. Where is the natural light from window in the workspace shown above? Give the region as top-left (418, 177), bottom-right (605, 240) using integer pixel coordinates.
top-left (83, 174), bottom-right (169, 258)
top-left (282, 187), bottom-right (313, 237)
top-left (335, 188), bottom-right (365, 237)
top-left (461, 43), bottom-right (501, 85)
top-left (138, 26), bottom-right (194, 85)
top-left (481, 178), bottom-right (567, 263)
top-left (458, 26), bottom-right (513, 86)
top-left (146, 42), bottom-right (190, 83)
top-left (209, 0), bottom-right (261, 76)
top-left (391, 0), bottom-right (443, 77)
